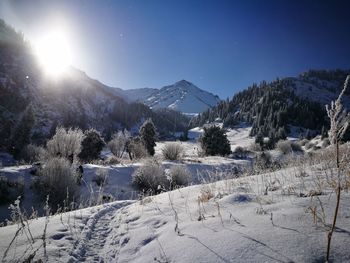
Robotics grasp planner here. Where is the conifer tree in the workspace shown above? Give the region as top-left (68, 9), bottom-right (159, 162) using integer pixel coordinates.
top-left (140, 118), bottom-right (157, 156)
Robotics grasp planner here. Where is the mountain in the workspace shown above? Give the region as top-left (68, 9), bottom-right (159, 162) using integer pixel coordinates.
top-left (190, 69), bottom-right (350, 141)
top-left (0, 20), bottom-right (189, 153)
top-left (118, 80), bottom-right (221, 115)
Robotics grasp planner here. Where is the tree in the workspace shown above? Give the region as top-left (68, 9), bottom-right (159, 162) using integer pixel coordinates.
top-left (200, 126), bottom-right (231, 156)
top-left (78, 129), bottom-right (105, 162)
top-left (140, 119), bottom-right (157, 156)
top-left (10, 105), bottom-right (35, 159)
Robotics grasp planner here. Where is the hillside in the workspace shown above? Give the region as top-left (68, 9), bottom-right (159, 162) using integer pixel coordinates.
top-left (190, 70), bottom-right (350, 140)
top-left (0, 20), bottom-right (189, 154)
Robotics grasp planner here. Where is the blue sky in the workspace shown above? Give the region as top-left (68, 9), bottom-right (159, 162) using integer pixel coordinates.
top-left (1, 0), bottom-right (350, 98)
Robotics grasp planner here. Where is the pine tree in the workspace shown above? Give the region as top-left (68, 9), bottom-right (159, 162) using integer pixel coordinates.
top-left (78, 129), bottom-right (105, 162)
top-left (200, 126), bottom-right (231, 156)
top-left (140, 118), bottom-right (157, 156)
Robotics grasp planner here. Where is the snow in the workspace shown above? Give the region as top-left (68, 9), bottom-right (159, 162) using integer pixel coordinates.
top-left (1, 163), bottom-right (350, 262)
top-left (1, 126), bottom-right (350, 262)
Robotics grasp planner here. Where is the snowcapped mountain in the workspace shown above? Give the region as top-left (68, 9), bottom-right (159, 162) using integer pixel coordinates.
top-left (119, 80), bottom-right (221, 115)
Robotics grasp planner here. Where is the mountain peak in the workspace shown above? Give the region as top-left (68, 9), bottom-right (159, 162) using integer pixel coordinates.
top-left (175, 79), bottom-right (193, 86)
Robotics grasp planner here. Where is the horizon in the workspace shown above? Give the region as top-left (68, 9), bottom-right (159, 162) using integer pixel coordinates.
top-left (1, 0), bottom-right (350, 98)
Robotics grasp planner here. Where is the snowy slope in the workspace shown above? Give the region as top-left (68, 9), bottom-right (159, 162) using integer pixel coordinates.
top-left (1, 165), bottom-right (350, 262)
top-left (122, 88), bottom-right (158, 102)
top-left (120, 80), bottom-right (221, 114)
top-left (287, 73), bottom-right (350, 107)
top-left (146, 80), bottom-right (221, 113)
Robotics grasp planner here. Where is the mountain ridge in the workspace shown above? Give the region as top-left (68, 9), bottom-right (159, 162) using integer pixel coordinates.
top-left (114, 79), bottom-right (221, 114)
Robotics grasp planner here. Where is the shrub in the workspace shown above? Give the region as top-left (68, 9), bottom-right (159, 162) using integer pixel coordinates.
top-left (132, 161), bottom-right (167, 193)
top-left (108, 130), bottom-right (131, 158)
top-left (299, 139), bottom-right (309, 146)
top-left (200, 126), bottom-right (231, 156)
top-left (276, 140), bottom-right (292, 154)
top-left (169, 165), bottom-right (191, 188)
top-left (47, 127), bottom-right (84, 163)
top-left (103, 156), bottom-right (120, 165)
top-left (140, 119), bottom-right (157, 156)
top-left (127, 137), bottom-right (148, 160)
top-left (36, 157), bottom-right (79, 208)
top-left (79, 129), bottom-right (105, 162)
top-left (249, 143), bottom-right (262, 152)
top-left (21, 144), bottom-right (46, 163)
top-left (291, 141), bottom-right (303, 152)
top-left (304, 142), bottom-right (314, 150)
top-left (233, 146), bottom-right (249, 158)
top-left (162, 142), bottom-right (184, 160)
top-left (322, 138), bottom-right (331, 148)
top-left (255, 151), bottom-right (272, 171)
top-left (92, 169), bottom-right (108, 186)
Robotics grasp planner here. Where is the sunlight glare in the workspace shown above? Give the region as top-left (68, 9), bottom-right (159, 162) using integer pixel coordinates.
top-left (34, 29), bottom-right (72, 77)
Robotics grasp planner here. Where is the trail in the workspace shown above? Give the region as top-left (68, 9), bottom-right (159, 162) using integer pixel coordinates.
top-left (68, 201), bottom-right (135, 262)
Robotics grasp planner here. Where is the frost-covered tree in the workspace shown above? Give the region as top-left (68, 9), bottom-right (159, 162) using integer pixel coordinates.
top-left (78, 129), bottom-right (105, 162)
top-left (200, 126), bottom-right (231, 156)
top-left (46, 127), bottom-right (84, 163)
top-left (108, 129), bottom-right (131, 158)
top-left (140, 119), bottom-right (157, 156)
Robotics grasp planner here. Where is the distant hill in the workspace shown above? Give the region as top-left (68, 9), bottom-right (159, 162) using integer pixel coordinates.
top-left (190, 69), bottom-right (350, 140)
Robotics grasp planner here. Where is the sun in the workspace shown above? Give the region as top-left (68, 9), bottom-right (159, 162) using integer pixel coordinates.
top-left (34, 29), bottom-right (72, 77)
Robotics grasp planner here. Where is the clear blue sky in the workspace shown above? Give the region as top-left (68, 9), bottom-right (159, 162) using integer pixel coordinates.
top-left (1, 0), bottom-right (350, 98)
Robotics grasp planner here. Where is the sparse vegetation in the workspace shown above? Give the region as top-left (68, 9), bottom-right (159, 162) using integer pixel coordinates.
top-left (36, 157), bottom-right (79, 208)
top-left (132, 161), bottom-right (168, 193)
top-left (162, 142), bottom-right (184, 160)
top-left (108, 130), bottom-right (131, 158)
top-left (21, 144), bottom-right (46, 164)
top-left (46, 127), bottom-right (84, 163)
top-left (169, 165), bottom-right (191, 188)
top-left (127, 137), bottom-right (148, 160)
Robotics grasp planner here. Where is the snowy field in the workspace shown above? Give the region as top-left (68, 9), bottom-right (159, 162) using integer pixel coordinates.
top-left (1, 125), bottom-right (350, 262)
top-left (1, 165), bottom-right (350, 262)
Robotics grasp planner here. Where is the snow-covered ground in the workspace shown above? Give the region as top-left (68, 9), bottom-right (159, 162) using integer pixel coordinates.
top-left (1, 125), bottom-right (349, 262)
top-left (1, 164), bottom-right (349, 262)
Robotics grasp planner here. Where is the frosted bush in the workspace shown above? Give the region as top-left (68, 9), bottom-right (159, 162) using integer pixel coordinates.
top-left (37, 157), bottom-right (79, 208)
top-left (304, 142), bottom-right (314, 150)
top-left (276, 140), bottom-right (292, 154)
top-left (47, 127), bottom-right (84, 163)
top-left (108, 130), bottom-right (131, 158)
top-left (128, 138), bottom-right (148, 160)
top-left (92, 168), bottom-right (108, 186)
top-left (162, 142), bottom-right (184, 160)
top-left (21, 144), bottom-right (47, 163)
top-left (132, 161), bottom-right (167, 193)
top-left (169, 165), bottom-right (191, 188)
